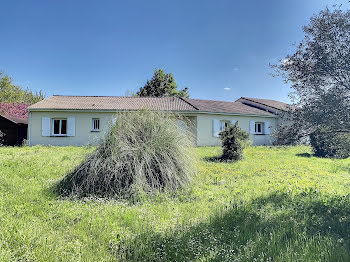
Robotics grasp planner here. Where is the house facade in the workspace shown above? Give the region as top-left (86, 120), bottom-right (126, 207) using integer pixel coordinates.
top-left (27, 95), bottom-right (288, 147)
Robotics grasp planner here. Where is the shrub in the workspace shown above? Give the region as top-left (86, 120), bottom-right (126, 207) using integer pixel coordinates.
top-left (219, 122), bottom-right (249, 161)
top-left (310, 129), bottom-right (350, 159)
top-left (0, 130), bottom-right (4, 146)
top-left (21, 139), bottom-right (28, 147)
top-left (56, 110), bottom-right (196, 198)
top-left (272, 124), bottom-right (308, 146)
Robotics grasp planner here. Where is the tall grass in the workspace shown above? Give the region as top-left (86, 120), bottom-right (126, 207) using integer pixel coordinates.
top-left (2, 146), bottom-right (350, 261)
top-left (56, 110), bottom-right (196, 198)
top-left (114, 190), bottom-right (350, 261)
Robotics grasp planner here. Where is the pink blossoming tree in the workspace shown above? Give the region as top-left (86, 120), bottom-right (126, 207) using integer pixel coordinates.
top-left (0, 102), bottom-right (28, 119)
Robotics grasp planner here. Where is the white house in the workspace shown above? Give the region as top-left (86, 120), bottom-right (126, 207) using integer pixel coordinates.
top-left (27, 95), bottom-right (288, 147)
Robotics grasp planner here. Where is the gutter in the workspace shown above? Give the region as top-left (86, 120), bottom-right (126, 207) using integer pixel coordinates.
top-left (28, 112), bottom-right (31, 146)
top-left (27, 108), bottom-right (278, 118)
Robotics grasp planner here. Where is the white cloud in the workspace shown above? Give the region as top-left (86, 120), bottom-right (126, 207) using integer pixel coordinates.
top-left (233, 67), bottom-right (239, 71)
top-left (224, 87), bottom-right (231, 91)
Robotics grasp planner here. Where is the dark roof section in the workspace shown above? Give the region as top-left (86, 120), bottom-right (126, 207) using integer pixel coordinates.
top-left (182, 98), bottom-right (275, 116)
top-left (28, 95), bottom-right (281, 117)
top-left (0, 114), bottom-right (28, 124)
top-left (238, 97), bottom-right (290, 112)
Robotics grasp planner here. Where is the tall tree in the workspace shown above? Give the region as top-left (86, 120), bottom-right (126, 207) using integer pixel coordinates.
top-left (272, 7), bottom-right (350, 157)
top-left (0, 72), bottom-right (44, 105)
top-left (136, 69), bottom-right (189, 97)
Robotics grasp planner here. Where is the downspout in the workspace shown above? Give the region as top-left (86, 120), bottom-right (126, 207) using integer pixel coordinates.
top-left (28, 111), bottom-right (32, 146)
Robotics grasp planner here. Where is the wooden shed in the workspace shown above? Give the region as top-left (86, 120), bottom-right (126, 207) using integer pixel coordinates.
top-left (0, 114), bottom-right (28, 146)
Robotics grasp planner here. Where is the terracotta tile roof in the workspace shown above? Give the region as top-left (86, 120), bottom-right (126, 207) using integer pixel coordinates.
top-left (0, 114), bottom-right (28, 124)
top-left (28, 95), bottom-right (278, 116)
top-left (28, 95), bottom-right (197, 111)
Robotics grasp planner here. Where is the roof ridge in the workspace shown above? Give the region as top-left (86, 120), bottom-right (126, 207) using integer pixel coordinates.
top-left (240, 97), bottom-right (284, 111)
top-left (53, 95), bottom-right (117, 97)
top-left (179, 97), bottom-right (200, 111)
top-left (187, 98), bottom-right (239, 104)
top-left (52, 95), bottom-right (188, 99)
top-left (52, 95), bottom-right (239, 104)
top-left (241, 97), bottom-right (282, 103)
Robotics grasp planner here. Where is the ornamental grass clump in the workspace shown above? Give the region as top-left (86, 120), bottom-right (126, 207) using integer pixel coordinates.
top-left (56, 110), bottom-right (196, 198)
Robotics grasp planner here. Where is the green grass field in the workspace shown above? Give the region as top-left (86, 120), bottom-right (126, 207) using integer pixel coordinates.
top-left (1, 146), bottom-right (350, 261)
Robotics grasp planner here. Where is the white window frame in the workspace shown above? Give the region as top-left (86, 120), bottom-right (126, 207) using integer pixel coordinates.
top-left (92, 118), bottom-right (100, 132)
top-left (255, 122), bottom-right (264, 134)
top-left (52, 119), bottom-right (67, 136)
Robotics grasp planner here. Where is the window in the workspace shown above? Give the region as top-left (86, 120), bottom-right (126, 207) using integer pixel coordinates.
top-left (52, 119), bottom-right (67, 136)
top-left (177, 120), bottom-right (186, 130)
top-left (220, 120), bottom-right (230, 131)
top-left (255, 122), bottom-right (264, 134)
top-left (92, 118), bottom-right (100, 131)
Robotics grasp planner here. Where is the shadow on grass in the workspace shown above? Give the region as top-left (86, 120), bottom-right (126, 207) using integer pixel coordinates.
top-left (41, 183), bottom-right (63, 201)
top-left (296, 152), bottom-right (313, 158)
top-left (203, 156), bottom-right (237, 163)
top-left (113, 191), bottom-right (350, 261)
top-left (203, 155), bottom-right (223, 163)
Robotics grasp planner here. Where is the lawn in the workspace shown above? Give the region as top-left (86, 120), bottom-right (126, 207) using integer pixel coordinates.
top-left (1, 146), bottom-right (350, 261)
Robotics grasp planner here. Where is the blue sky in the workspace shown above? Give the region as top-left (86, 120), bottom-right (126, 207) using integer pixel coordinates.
top-left (1, 0), bottom-right (349, 103)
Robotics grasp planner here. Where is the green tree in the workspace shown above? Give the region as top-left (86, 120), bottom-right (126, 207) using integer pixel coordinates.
top-left (0, 72), bottom-right (44, 105)
top-left (136, 69), bottom-right (189, 97)
top-left (272, 7), bottom-right (350, 158)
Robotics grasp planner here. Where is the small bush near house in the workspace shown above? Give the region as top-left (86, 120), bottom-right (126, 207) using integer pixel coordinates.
top-left (0, 130), bottom-right (4, 146)
top-left (310, 129), bottom-right (350, 159)
top-left (56, 110), bottom-right (196, 199)
top-left (219, 122), bottom-right (249, 161)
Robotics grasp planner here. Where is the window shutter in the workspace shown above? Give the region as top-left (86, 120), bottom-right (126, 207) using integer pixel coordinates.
top-left (249, 121), bottom-right (255, 134)
top-left (41, 117), bottom-right (51, 137)
top-left (213, 119), bottom-right (220, 137)
top-left (231, 120), bottom-right (237, 126)
top-left (67, 117), bottom-right (76, 136)
top-left (265, 121), bottom-right (271, 134)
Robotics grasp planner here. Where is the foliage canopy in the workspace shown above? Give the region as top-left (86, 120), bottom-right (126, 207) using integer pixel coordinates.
top-left (272, 7), bottom-right (350, 157)
top-left (0, 72), bottom-right (44, 105)
top-left (0, 102), bottom-right (28, 119)
top-left (136, 69), bottom-right (189, 98)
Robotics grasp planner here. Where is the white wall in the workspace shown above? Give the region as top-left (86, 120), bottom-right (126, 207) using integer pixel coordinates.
top-left (196, 114), bottom-right (278, 146)
top-left (29, 111), bottom-right (117, 146)
top-left (29, 111), bottom-right (198, 147)
top-left (29, 111), bottom-right (277, 147)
